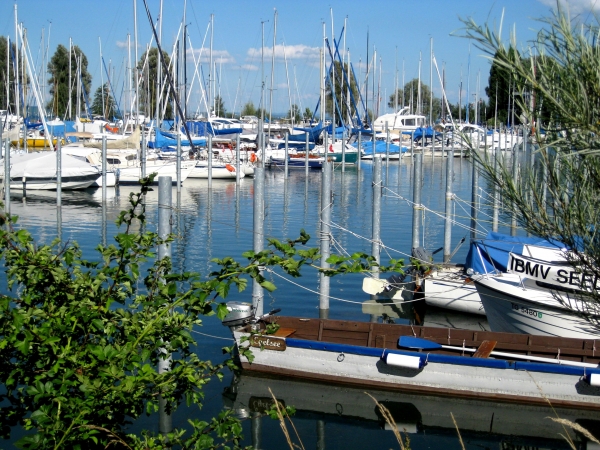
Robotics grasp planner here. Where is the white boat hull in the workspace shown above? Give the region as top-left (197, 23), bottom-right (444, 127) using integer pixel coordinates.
top-left (475, 274), bottom-right (599, 338)
top-left (189, 162), bottom-right (244, 179)
top-left (234, 329), bottom-right (600, 409)
top-left (423, 268), bottom-right (485, 316)
top-left (4, 174), bottom-right (99, 190)
top-left (118, 161), bottom-right (195, 185)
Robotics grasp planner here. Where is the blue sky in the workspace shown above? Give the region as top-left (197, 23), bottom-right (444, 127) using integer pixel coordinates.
top-left (0, 0), bottom-right (594, 118)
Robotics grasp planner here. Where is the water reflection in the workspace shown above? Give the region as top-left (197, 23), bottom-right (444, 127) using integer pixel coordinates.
top-left (224, 373), bottom-right (599, 450)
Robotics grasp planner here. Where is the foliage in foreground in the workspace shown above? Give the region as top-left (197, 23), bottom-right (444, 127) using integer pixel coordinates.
top-left (0, 175), bottom-right (403, 449)
top-left (460, 4), bottom-right (600, 326)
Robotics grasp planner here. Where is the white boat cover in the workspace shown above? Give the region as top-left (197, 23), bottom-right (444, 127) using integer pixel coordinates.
top-left (0, 152), bottom-right (99, 179)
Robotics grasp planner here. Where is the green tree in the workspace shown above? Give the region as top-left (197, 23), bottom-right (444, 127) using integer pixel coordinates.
top-left (241, 101), bottom-right (257, 117)
top-left (91, 82), bottom-right (117, 119)
top-left (325, 61), bottom-right (361, 126)
top-left (137, 47), bottom-right (173, 120)
top-left (47, 44), bottom-right (92, 119)
top-left (303, 107), bottom-right (313, 122)
top-left (462, 6), bottom-right (600, 324)
top-left (0, 37), bottom-right (17, 114)
top-left (392, 79), bottom-right (442, 121)
top-left (214, 95), bottom-right (226, 117)
top-left (287, 103), bottom-right (302, 123)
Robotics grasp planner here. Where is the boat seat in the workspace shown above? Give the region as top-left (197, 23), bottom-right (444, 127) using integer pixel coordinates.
top-left (473, 340), bottom-right (497, 358)
top-left (271, 327), bottom-right (296, 338)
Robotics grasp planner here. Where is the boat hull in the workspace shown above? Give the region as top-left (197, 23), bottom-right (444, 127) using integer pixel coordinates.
top-left (231, 317), bottom-right (600, 410)
top-left (189, 163), bottom-right (244, 179)
top-left (118, 161), bottom-right (195, 185)
top-left (474, 275), bottom-right (599, 338)
top-left (2, 173), bottom-right (99, 190)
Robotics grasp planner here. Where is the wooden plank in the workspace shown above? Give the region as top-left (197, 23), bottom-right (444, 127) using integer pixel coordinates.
top-left (322, 320), bottom-right (372, 333)
top-left (375, 334), bottom-right (386, 349)
top-left (271, 327), bottom-right (296, 338)
top-left (473, 340), bottom-right (497, 358)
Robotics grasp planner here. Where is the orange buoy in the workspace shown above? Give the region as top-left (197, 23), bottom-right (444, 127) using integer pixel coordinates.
top-left (249, 153), bottom-right (257, 163)
top-left (225, 164), bottom-right (235, 172)
top-left (329, 144), bottom-right (334, 152)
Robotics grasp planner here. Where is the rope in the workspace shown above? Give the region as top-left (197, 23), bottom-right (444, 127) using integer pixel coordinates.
top-left (191, 329), bottom-right (235, 341)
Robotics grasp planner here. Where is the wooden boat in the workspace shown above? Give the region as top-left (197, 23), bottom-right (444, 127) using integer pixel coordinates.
top-left (11, 136), bottom-right (64, 148)
top-left (225, 373), bottom-right (600, 447)
top-left (221, 304), bottom-right (600, 410)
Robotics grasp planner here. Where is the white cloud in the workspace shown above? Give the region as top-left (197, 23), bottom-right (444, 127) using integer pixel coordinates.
top-left (246, 44), bottom-right (320, 62)
top-left (538, 0), bottom-right (600, 14)
top-left (186, 48), bottom-right (235, 64)
top-left (240, 64), bottom-right (259, 71)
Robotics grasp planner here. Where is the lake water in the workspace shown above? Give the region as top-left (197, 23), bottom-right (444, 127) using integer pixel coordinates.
top-left (4, 156), bottom-right (598, 449)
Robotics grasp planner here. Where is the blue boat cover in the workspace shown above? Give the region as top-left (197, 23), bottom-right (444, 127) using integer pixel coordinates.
top-left (149, 127), bottom-right (206, 148)
top-left (465, 231), bottom-right (563, 275)
top-left (289, 122), bottom-right (326, 142)
top-left (353, 140), bottom-right (407, 155)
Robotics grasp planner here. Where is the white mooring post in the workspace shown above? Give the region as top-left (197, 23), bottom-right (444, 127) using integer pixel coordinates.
top-left (319, 156), bottom-right (332, 319)
top-left (157, 175), bottom-right (173, 435)
top-left (371, 155), bottom-right (382, 279)
top-left (443, 150), bottom-right (454, 262)
top-left (412, 153), bottom-right (423, 251)
top-left (252, 167), bottom-right (265, 316)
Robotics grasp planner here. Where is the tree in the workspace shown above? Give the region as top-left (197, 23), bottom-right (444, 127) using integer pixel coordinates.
top-left (462, 6), bottom-right (600, 326)
top-left (47, 44), bottom-right (92, 119)
top-left (287, 104), bottom-right (302, 123)
top-left (303, 107), bottom-right (313, 122)
top-left (390, 79), bottom-right (442, 122)
top-left (325, 61), bottom-right (361, 126)
top-left (137, 47), bottom-right (173, 120)
top-left (0, 37), bottom-right (17, 114)
top-left (91, 83), bottom-right (118, 119)
top-left (241, 101), bottom-right (257, 117)
top-left (214, 95), bottom-right (226, 117)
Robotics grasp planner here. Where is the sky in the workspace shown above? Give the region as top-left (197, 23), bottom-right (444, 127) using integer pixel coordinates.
top-left (0, 0), bottom-right (598, 119)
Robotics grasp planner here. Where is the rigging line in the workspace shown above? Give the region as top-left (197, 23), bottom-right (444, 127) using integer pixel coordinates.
top-left (190, 329), bottom-right (234, 341)
top-left (264, 267), bottom-right (422, 305)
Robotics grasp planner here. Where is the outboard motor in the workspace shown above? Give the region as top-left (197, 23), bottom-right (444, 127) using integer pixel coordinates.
top-left (221, 301), bottom-right (255, 330)
top-left (221, 301), bottom-right (282, 331)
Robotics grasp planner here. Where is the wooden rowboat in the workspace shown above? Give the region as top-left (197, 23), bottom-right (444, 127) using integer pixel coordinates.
top-left (222, 304), bottom-right (600, 410)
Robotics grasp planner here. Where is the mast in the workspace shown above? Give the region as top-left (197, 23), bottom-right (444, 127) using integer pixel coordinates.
top-left (466, 43), bottom-right (471, 124)
top-left (155, 0), bottom-right (163, 126)
top-left (133, 0), bottom-right (139, 127)
top-left (100, 37), bottom-right (104, 118)
top-left (209, 14), bottom-right (213, 118)
top-left (283, 42), bottom-right (293, 127)
top-left (330, 8), bottom-right (335, 131)
top-left (429, 37), bottom-right (433, 125)
top-left (68, 38), bottom-right (72, 119)
top-left (14, 4), bottom-right (19, 129)
top-left (183, 0), bottom-right (187, 120)
top-left (417, 51), bottom-right (421, 115)
top-left (268, 9), bottom-right (277, 137)
top-left (321, 21), bottom-right (325, 125)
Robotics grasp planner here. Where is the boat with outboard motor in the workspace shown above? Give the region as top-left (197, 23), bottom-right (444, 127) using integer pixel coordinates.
top-left (221, 303), bottom-right (600, 410)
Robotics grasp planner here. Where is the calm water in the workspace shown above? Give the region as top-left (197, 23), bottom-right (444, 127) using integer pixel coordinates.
top-left (4, 157), bottom-right (597, 449)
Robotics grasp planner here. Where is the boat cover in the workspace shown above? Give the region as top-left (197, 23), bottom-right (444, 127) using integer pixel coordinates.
top-left (465, 231), bottom-right (564, 275)
top-left (0, 152), bottom-right (99, 179)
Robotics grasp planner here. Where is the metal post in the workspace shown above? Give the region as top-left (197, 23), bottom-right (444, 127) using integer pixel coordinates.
top-left (157, 175), bottom-right (172, 435)
top-left (443, 150), bottom-right (454, 262)
top-left (442, 129), bottom-right (445, 159)
top-left (316, 420), bottom-right (325, 450)
top-left (141, 126), bottom-right (147, 178)
top-left (3, 136), bottom-right (9, 215)
top-left (412, 153), bottom-right (422, 250)
top-left (102, 136), bottom-right (107, 202)
top-left (357, 130), bottom-right (362, 171)
top-left (319, 158), bottom-right (332, 318)
top-left (492, 147), bottom-right (500, 232)
top-left (284, 133), bottom-right (289, 178)
top-left (305, 132), bottom-right (309, 176)
top-left (252, 414), bottom-right (262, 450)
top-left (371, 155), bottom-right (382, 278)
top-left (410, 131), bottom-right (414, 157)
top-left (56, 139), bottom-right (62, 207)
top-left (470, 156), bottom-right (479, 239)
top-left (236, 134), bottom-right (241, 185)
top-left (252, 167), bottom-right (264, 316)
top-left (207, 134), bottom-right (212, 189)
top-left (341, 129), bottom-right (346, 173)
top-left (176, 131), bottom-right (182, 192)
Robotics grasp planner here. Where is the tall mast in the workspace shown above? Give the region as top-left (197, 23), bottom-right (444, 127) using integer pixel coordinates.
top-left (282, 42), bottom-right (293, 127)
top-left (183, 0), bottom-right (187, 120)
top-left (429, 37), bottom-right (433, 125)
top-left (268, 9), bottom-right (277, 137)
top-left (99, 37), bottom-right (104, 118)
top-left (14, 4), bottom-right (19, 125)
top-left (209, 14), bottom-right (213, 118)
top-left (321, 21), bottom-right (325, 125)
top-left (466, 43), bottom-right (471, 124)
top-left (133, 0), bottom-right (139, 126)
top-left (155, 0), bottom-right (163, 126)
top-left (330, 8), bottom-right (335, 131)
top-left (260, 20), bottom-right (264, 127)
top-left (68, 38), bottom-right (72, 119)
top-left (417, 51), bottom-right (421, 115)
